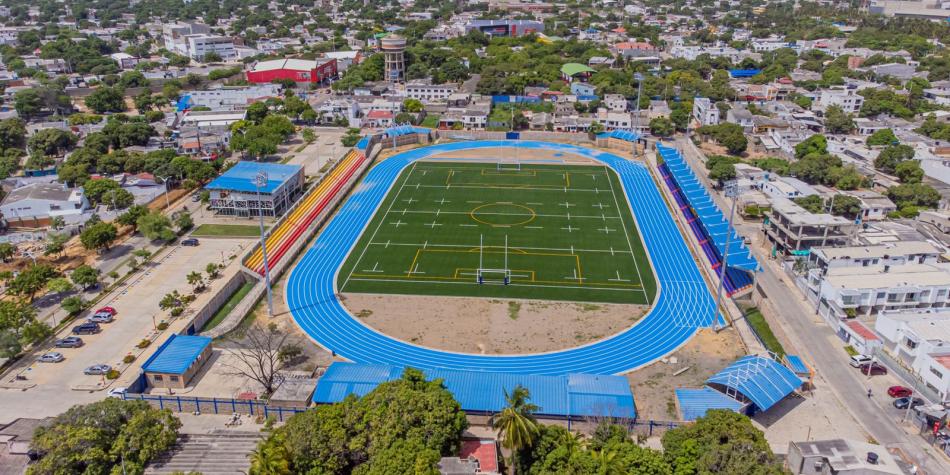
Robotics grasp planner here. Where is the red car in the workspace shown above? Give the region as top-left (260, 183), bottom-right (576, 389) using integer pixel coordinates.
top-left (858, 363), bottom-right (888, 376)
top-left (95, 306), bottom-right (117, 316)
top-left (888, 386), bottom-right (913, 398)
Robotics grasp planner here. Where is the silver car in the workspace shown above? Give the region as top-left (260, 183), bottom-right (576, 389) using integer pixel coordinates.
top-left (39, 352), bottom-right (64, 363)
top-left (84, 364), bottom-right (111, 375)
top-left (88, 312), bottom-right (114, 323)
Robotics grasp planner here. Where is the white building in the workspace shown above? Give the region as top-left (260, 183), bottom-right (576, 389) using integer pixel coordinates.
top-left (919, 209), bottom-right (950, 233)
top-left (814, 86), bottom-right (864, 114)
top-left (178, 110), bottom-right (247, 128)
top-left (405, 82), bottom-right (457, 102)
top-left (875, 309), bottom-right (950, 402)
top-left (692, 98), bottom-right (720, 127)
top-left (0, 183), bottom-right (89, 227)
top-left (187, 84), bottom-right (281, 110)
top-left (186, 35), bottom-right (236, 61)
top-left (843, 190), bottom-right (897, 221)
top-left (761, 177), bottom-right (817, 199)
top-left (163, 22), bottom-right (211, 56)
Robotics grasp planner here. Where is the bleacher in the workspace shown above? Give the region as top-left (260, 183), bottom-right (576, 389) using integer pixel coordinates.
top-left (244, 149), bottom-right (366, 275)
top-left (656, 143), bottom-right (757, 296)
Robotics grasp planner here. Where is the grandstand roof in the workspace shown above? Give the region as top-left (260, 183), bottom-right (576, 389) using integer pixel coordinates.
top-left (706, 355), bottom-right (803, 412)
top-left (384, 124), bottom-right (430, 137)
top-left (561, 63), bottom-right (596, 76)
top-left (784, 355), bottom-right (810, 376)
top-left (312, 362), bottom-right (636, 418)
top-left (141, 335), bottom-right (211, 375)
top-left (675, 387), bottom-right (744, 421)
top-left (597, 130), bottom-right (640, 142)
top-left (657, 143), bottom-right (759, 273)
top-left (205, 161), bottom-right (302, 194)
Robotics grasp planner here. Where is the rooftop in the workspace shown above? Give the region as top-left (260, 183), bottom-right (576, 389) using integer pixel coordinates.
top-left (205, 161), bottom-right (302, 194)
top-left (141, 334), bottom-right (212, 375)
top-left (824, 263), bottom-right (950, 289)
top-left (252, 58), bottom-right (331, 72)
top-left (771, 198), bottom-right (853, 226)
top-left (1, 183), bottom-right (76, 204)
top-left (813, 241), bottom-right (940, 261)
top-left (789, 439), bottom-right (904, 475)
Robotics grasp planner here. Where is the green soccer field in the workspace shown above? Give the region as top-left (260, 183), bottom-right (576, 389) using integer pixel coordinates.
top-left (337, 161), bottom-right (657, 304)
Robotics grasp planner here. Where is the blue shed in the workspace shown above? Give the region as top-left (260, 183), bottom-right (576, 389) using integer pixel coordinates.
top-left (141, 335), bottom-right (213, 389)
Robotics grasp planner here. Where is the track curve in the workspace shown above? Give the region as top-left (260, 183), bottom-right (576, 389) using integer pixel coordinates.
top-left (286, 140), bottom-right (718, 375)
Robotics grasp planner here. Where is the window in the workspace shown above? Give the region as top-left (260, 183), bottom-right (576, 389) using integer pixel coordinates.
top-left (153, 374), bottom-right (163, 381)
top-left (887, 294), bottom-right (900, 303)
top-left (169, 375), bottom-right (179, 382)
top-left (905, 338), bottom-right (918, 350)
top-left (877, 292), bottom-right (886, 299)
top-left (930, 366), bottom-right (944, 379)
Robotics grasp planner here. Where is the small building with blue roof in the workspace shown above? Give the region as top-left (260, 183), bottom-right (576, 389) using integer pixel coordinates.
top-left (205, 161), bottom-right (304, 217)
top-left (141, 334), bottom-right (213, 389)
top-left (313, 362), bottom-right (636, 421)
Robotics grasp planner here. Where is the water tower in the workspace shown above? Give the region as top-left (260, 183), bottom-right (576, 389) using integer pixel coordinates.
top-left (381, 34), bottom-right (406, 83)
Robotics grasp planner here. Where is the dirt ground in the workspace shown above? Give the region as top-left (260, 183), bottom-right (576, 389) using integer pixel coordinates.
top-left (341, 293), bottom-right (647, 354)
top-left (626, 328), bottom-right (746, 421)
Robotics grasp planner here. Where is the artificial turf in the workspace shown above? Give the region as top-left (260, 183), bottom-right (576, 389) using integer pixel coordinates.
top-left (337, 161), bottom-right (657, 304)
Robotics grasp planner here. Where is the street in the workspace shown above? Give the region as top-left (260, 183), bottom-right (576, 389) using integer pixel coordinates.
top-left (675, 137), bottom-right (950, 473)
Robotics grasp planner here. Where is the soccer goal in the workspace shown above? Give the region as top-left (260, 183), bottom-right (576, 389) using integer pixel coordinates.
top-left (496, 159), bottom-right (521, 171)
top-left (476, 234), bottom-right (512, 285)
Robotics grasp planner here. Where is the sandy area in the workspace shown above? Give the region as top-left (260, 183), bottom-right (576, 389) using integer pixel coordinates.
top-left (341, 293), bottom-right (648, 354)
top-left (626, 328), bottom-right (746, 421)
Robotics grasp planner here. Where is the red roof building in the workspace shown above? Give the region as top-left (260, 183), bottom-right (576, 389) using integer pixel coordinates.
top-left (246, 58), bottom-right (337, 84)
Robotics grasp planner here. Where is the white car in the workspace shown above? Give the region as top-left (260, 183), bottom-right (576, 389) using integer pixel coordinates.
top-left (107, 387), bottom-right (128, 399)
top-left (38, 352), bottom-right (64, 363)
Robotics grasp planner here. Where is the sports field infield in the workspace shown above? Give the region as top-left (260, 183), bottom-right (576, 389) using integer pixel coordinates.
top-left (337, 161), bottom-right (657, 304)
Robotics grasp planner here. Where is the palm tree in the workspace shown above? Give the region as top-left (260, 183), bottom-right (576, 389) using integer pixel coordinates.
top-left (593, 448), bottom-right (622, 475)
top-left (493, 385), bottom-right (540, 474)
top-left (186, 271), bottom-right (205, 292)
top-left (248, 439), bottom-right (290, 475)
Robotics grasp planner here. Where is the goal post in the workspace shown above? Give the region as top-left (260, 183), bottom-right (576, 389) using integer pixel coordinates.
top-left (476, 234), bottom-right (512, 285)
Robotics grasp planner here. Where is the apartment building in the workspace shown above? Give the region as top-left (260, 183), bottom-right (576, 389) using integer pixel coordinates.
top-left (811, 261), bottom-right (950, 320)
top-left (186, 35), bottom-right (236, 60)
top-left (875, 309), bottom-right (950, 402)
top-left (185, 84), bottom-right (281, 110)
top-left (764, 198), bottom-right (858, 253)
top-left (814, 86), bottom-right (864, 114)
top-left (163, 22), bottom-right (211, 55)
top-left (692, 97), bottom-right (720, 127)
top-left (405, 82), bottom-right (457, 102)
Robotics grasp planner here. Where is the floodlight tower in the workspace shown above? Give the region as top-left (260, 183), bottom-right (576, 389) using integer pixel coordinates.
top-left (713, 180), bottom-right (739, 331)
top-left (381, 34), bottom-right (406, 83)
top-left (255, 170), bottom-right (274, 317)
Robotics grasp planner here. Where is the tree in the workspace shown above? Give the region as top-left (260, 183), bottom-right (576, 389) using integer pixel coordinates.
top-left (206, 262), bottom-right (221, 279)
top-left (895, 160), bottom-right (924, 184)
top-left (888, 183), bottom-right (941, 209)
top-left (823, 105), bottom-right (855, 134)
top-left (61, 296), bottom-right (85, 315)
top-left (85, 86), bottom-right (126, 114)
top-left (104, 188), bottom-right (135, 210)
top-left (0, 331), bottom-right (21, 358)
top-left (159, 290), bottom-right (184, 312)
top-left (0, 118), bottom-right (27, 149)
top-left (7, 264), bottom-right (58, 302)
top-left (874, 144), bottom-right (915, 174)
top-left (80, 222), bottom-right (118, 252)
top-left (27, 128), bottom-right (78, 156)
top-left (137, 211), bottom-right (176, 241)
top-left (662, 410), bottom-right (783, 474)
top-left (830, 194), bottom-right (863, 220)
top-left (403, 98), bottom-right (424, 113)
top-left (794, 134), bottom-right (827, 159)
top-left (117, 204), bottom-right (149, 231)
top-left (28, 399), bottom-right (180, 475)
top-left (71, 265), bottom-right (100, 290)
top-left (186, 271), bottom-right (205, 292)
top-left (649, 116), bottom-right (675, 137)
top-left (0, 243), bottom-right (14, 262)
top-left (709, 162), bottom-right (737, 183)
top-left (14, 89), bottom-right (44, 118)
top-left (203, 51), bottom-right (223, 63)
top-left (44, 233), bottom-right (69, 258)
top-left (46, 277), bottom-right (74, 295)
top-left (173, 210), bottom-right (193, 233)
top-left (301, 128), bottom-right (316, 144)
top-left (494, 385), bottom-right (540, 472)
top-left (84, 178), bottom-right (123, 206)
top-left (794, 195), bottom-right (825, 213)
top-left (224, 322), bottom-right (297, 394)
top-left (866, 128), bottom-right (898, 147)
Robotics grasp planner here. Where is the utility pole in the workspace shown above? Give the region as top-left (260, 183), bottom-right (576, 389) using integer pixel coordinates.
top-left (634, 72), bottom-right (644, 139)
top-left (255, 171), bottom-right (274, 317)
top-left (158, 176), bottom-right (171, 209)
top-left (713, 180), bottom-right (739, 330)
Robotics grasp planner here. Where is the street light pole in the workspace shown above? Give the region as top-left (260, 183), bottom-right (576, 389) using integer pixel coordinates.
top-left (255, 171), bottom-right (274, 317)
top-left (158, 175), bottom-right (171, 209)
top-left (713, 180), bottom-right (739, 331)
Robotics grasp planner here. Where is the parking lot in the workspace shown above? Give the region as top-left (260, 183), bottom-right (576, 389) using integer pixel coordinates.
top-left (0, 237), bottom-right (251, 423)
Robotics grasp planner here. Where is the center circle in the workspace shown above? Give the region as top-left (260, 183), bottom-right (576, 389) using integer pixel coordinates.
top-left (469, 202), bottom-right (537, 227)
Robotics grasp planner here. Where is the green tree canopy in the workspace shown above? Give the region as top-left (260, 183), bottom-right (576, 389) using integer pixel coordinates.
top-left (822, 105), bottom-right (855, 134)
top-left (874, 144), bottom-right (915, 175)
top-left (80, 222), bottom-right (118, 252)
top-left (85, 86), bottom-right (126, 114)
top-left (661, 410), bottom-right (783, 474)
top-left (866, 128), bottom-right (898, 147)
top-left (137, 211), bottom-right (176, 241)
top-left (794, 134), bottom-right (827, 159)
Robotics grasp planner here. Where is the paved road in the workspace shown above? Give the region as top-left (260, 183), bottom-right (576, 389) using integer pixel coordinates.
top-left (674, 137), bottom-right (949, 473)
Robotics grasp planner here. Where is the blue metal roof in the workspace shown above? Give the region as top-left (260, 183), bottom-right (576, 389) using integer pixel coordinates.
top-left (141, 335), bottom-right (211, 375)
top-left (729, 69), bottom-right (762, 78)
top-left (205, 161), bottom-right (302, 194)
top-left (706, 355), bottom-right (803, 412)
top-left (675, 388), bottom-right (744, 421)
top-left (176, 94), bottom-right (191, 112)
top-left (784, 355), bottom-right (810, 375)
top-left (597, 130), bottom-right (640, 142)
top-left (657, 144), bottom-right (759, 273)
top-left (384, 125), bottom-right (430, 138)
top-left (313, 362), bottom-right (636, 418)
top-left (355, 136), bottom-right (370, 150)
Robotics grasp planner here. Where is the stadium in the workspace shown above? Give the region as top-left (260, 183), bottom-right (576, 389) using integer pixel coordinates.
top-left (283, 138), bottom-right (726, 375)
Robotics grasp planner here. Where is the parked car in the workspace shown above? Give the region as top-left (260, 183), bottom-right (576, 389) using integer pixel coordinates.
top-left (849, 354), bottom-right (872, 368)
top-left (887, 386), bottom-right (913, 398)
top-left (88, 312), bottom-right (114, 323)
top-left (893, 397), bottom-right (925, 410)
top-left (107, 387), bottom-right (128, 399)
top-left (181, 238), bottom-right (199, 247)
top-left (95, 306), bottom-right (117, 316)
top-left (857, 362), bottom-right (888, 376)
top-left (38, 352), bottom-right (64, 363)
top-left (54, 336), bottom-right (84, 348)
top-left (84, 364), bottom-right (111, 375)
top-left (72, 322), bottom-right (101, 335)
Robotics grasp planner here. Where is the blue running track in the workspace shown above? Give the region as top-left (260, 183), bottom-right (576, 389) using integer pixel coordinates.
top-left (286, 140), bottom-right (719, 375)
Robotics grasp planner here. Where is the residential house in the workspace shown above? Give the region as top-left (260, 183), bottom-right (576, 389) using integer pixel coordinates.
top-left (875, 309), bottom-right (950, 402)
top-left (0, 183), bottom-right (89, 228)
top-left (692, 98), bottom-right (720, 127)
top-left (764, 198), bottom-right (858, 253)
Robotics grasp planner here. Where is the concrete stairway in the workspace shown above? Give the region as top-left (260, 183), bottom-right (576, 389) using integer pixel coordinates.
top-left (145, 432), bottom-right (261, 474)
